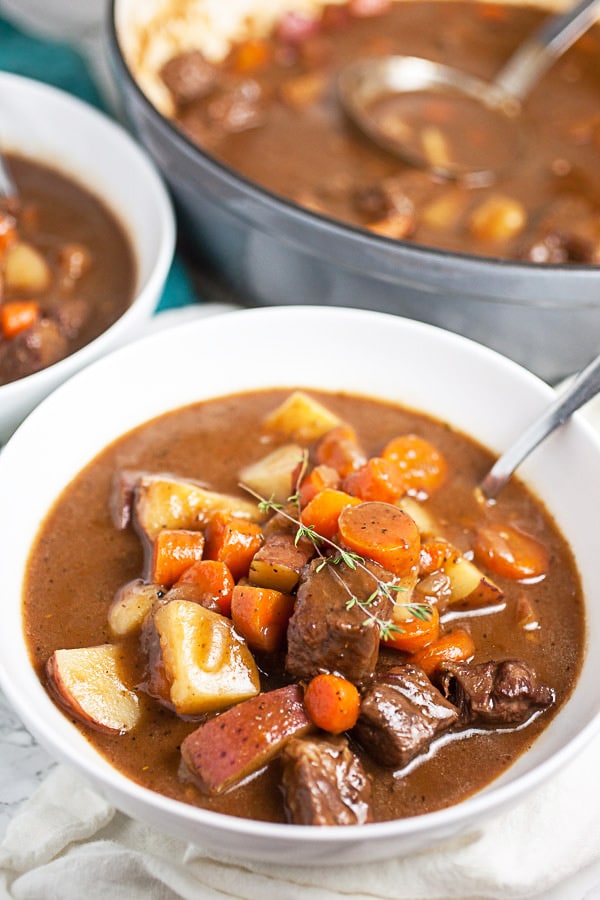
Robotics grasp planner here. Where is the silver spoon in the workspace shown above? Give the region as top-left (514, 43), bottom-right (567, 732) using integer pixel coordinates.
top-left (0, 153), bottom-right (18, 211)
top-left (480, 352), bottom-right (600, 500)
top-left (338, 0), bottom-right (600, 179)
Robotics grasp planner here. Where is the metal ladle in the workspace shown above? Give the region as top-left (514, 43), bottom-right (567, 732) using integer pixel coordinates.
top-left (479, 351), bottom-right (600, 500)
top-left (338, 0), bottom-right (600, 180)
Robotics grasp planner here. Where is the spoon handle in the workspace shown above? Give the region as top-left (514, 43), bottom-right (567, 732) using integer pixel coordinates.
top-left (480, 353), bottom-right (600, 499)
top-left (495, 0), bottom-right (600, 100)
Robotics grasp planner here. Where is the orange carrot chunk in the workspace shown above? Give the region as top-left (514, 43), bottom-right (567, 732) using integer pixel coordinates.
top-left (338, 501), bottom-right (420, 577)
top-left (204, 512), bottom-right (263, 580)
top-left (473, 523), bottom-right (549, 580)
top-left (151, 529), bottom-right (205, 587)
top-left (297, 464), bottom-right (340, 507)
top-left (233, 38), bottom-right (272, 72)
top-left (231, 583), bottom-right (295, 653)
top-left (382, 434), bottom-right (447, 497)
top-left (315, 424), bottom-right (367, 478)
top-left (0, 300), bottom-right (40, 339)
top-left (419, 539), bottom-right (455, 576)
top-left (383, 605), bottom-right (440, 654)
top-left (174, 559), bottom-right (235, 616)
top-left (343, 456), bottom-right (407, 503)
top-left (303, 673), bottom-right (360, 734)
top-left (410, 629), bottom-right (475, 677)
top-left (300, 488), bottom-right (361, 540)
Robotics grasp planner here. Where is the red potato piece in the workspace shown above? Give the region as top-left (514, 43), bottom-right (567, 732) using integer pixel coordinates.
top-left (181, 684), bottom-right (313, 794)
top-left (46, 644), bottom-right (140, 734)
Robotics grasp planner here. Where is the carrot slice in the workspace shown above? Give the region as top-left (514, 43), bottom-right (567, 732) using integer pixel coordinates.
top-left (151, 529), bottom-right (205, 587)
top-left (0, 211), bottom-right (16, 256)
top-left (233, 38), bottom-right (272, 72)
top-left (338, 501), bottom-right (420, 577)
top-left (231, 583), bottom-right (295, 653)
top-left (297, 464), bottom-right (340, 507)
top-left (410, 629), bottom-right (475, 677)
top-left (303, 673), bottom-right (360, 734)
top-left (204, 512), bottom-right (263, 580)
top-left (382, 434), bottom-right (447, 497)
top-left (300, 488), bottom-right (361, 540)
top-left (315, 424), bottom-right (366, 478)
top-left (419, 539), bottom-right (455, 576)
top-left (383, 605), bottom-right (440, 654)
top-left (174, 559), bottom-right (235, 616)
top-left (473, 523), bottom-right (549, 580)
top-left (0, 300), bottom-right (40, 339)
top-left (343, 456), bottom-right (406, 503)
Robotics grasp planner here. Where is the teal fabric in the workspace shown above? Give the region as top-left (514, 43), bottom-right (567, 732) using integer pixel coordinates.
top-left (0, 15), bottom-right (198, 313)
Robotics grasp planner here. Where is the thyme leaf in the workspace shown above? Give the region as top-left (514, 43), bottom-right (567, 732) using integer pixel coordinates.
top-left (239, 481), bottom-right (434, 638)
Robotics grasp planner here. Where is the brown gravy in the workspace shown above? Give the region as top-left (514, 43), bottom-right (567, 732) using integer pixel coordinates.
top-left (23, 389), bottom-right (585, 823)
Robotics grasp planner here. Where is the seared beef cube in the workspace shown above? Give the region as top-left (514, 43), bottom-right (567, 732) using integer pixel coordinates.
top-left (160, 50), bottom-right (217, 106)
top-left (354, 664), bottom-right (459, 768)
top-left (285, 559), bottom-right (393, 682)
top-left (437, 659), bottom-right (555, 726)
top-left (0, 317), bottom-right (67, 383)
top-left (281, 734), bottom-right (373, 826)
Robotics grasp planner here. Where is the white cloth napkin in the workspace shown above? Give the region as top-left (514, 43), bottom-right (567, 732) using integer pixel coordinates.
top-left (1, 728), bottom-right (600, 900)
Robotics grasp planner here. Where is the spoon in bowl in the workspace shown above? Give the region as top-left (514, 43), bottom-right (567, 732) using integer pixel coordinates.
top-left (338, 0), bottom-right (600, 180)
top-left (479, 351), bottom-right (600, 500)
top-left (0, 153), bottom-right (18, 212)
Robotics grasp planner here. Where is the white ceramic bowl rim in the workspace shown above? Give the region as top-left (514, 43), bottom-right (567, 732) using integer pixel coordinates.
top-left (2, 306), bottom-right (600, 860)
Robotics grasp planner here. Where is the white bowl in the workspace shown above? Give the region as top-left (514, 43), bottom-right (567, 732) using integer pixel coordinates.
top-left (1, 305), bottom-right (600, 864)
top-left (0, 72), bottom-right (176, 445)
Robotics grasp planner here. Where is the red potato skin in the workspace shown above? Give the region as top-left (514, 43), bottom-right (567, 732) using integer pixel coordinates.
top-left (181, 684), bottom-right (314, 794)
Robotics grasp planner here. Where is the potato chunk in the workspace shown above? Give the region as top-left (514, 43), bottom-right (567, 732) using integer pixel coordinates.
top-left (108, 578), bottom-right (163, 637)
top-left (263, 391), bottom-right (342, 442)
top-left (443, 553), bottom-right (503, 609)
top-left (181, 684), bottom-right (313, 794)
top-left (46, 644), bottom-right (140, 734)
top-left (153, 599), bottom-right (260, 715)
top-left (4, 241), bottom-right (51, 293)
top-left (239, 443), bottom-right (305, 504)
top-left (133, 474), bottom-right (264, 542)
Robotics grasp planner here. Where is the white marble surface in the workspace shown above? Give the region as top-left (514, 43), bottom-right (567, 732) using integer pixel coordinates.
top-left (0, 689), bottom-right (55, 839)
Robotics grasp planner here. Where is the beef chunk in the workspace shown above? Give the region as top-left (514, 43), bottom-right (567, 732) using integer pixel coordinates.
top-left (0, 317), bottom-right (67, 383)
top-left (353, 664), bottom-right (459, 768)
top-left (281, 734), bottom-right (373, 826)
top-left (160, 50), bottom-right (217, 107)
top-left (437, 659), bottom-right (555, 726)
top-left (285, 559), bottom-right (393, 683)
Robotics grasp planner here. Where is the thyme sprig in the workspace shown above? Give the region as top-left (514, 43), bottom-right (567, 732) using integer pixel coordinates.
top-left (242, 481), bottom-right (433, 639)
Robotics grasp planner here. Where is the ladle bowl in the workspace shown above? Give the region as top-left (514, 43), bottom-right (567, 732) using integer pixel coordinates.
top-left (338, 0), bottom-right (600, 178)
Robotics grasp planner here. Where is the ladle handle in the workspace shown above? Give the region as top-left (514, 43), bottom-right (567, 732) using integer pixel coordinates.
top-left (495, 0), bottom-right (600, 100)
top-left (480, 353), bottom-right (600, 499)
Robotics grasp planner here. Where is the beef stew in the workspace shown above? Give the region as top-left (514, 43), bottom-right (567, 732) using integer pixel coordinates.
top-left (156, 0), bottom-right (600, 263)
top-left (23, 388), bottom-right (585, 825)
top-left (0, 154), bottom-right (136, 386)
